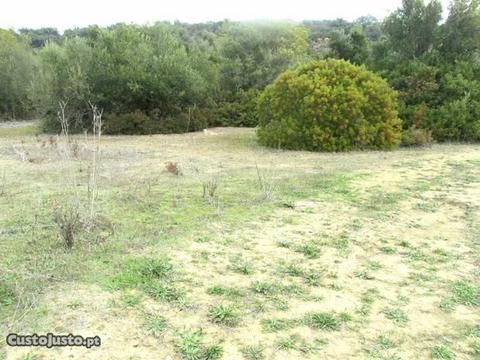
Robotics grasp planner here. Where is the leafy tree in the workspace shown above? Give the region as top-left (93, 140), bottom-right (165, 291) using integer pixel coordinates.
top-left (215, 22), bottom-right (309, 125)
top-left (383, 0), bottom-right (442, 60)
top-left (217, 22), bottom-right (309, 92)
top-left (37, 37), bottom-right (94, 131)
top-left (330, 28), bottom-right (369, 65)
top-left (18, 28), bottom-right (62, 48)
top-left (38, 23), bottom-right (214, 133)
top-left (440, 0), bottom-right (480, 61)
top-left (0, 30), bottom-right (36, 119)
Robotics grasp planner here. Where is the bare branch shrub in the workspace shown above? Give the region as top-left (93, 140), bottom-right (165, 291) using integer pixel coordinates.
top-left (255, 165), bottom-right (277, 201)
top-left (202, 177), bottom-right (222, 215)
top-left (202, 178), bottom-right (218, 202)
top-left (52, 100), bottom-right (104, 248)
top-left (88, 102), bottom-right (103, 219)
top-left (53, 201), bottom-right (82, 249)
top-left (12, 145), bottom-right (29, 162)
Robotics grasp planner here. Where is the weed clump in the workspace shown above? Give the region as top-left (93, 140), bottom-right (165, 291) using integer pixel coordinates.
top-left (176, 329), bottom-right (223, 360)
top-left (303, 312), bottom-right (341, 331)
top-left (451, 280), bottom-right (479, 306)
top-left (382, 307), bottom-right (409, 325)
top-left (0, 280), bottom-right (15, 306)
top-left (108, 257), bottom-right (181, 304)
top-left (54, 202), bottom-right (82, 249)
top-left (241, 344), bottom-right (265, 360)
top-left (143, 313), bottom-right (168, 336)
top-left (208, 304), bottom-right (240, 327)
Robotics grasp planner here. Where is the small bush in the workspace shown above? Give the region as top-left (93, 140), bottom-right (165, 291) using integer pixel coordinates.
top-left (54, 203), bottom-right (82, 249)
top-left (401, 127), bottom-right (434, 147)
top-left (257, 59), bottom-right (402, 152)
top-left (103, 111), bottom-right (156, 135)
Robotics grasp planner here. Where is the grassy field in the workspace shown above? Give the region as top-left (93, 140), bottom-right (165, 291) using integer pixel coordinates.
top-left (0, 125), bottom-right (479, 360)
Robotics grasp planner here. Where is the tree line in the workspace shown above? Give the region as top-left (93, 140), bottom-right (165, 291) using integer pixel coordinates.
top-left (0, 0), bottom-right (479, 142)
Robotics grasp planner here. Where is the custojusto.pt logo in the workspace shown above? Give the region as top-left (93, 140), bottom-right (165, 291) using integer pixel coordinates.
top-left (6, 333), bottom-right (101, 348)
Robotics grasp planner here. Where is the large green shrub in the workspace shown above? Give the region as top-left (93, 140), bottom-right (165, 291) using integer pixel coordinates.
top-left (257, 59), bottom-right (402, 151)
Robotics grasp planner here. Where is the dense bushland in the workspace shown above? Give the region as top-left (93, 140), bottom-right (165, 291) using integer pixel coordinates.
top-left (0, 0), bottom-right (479, 146)
top-left (257, 59), bottom-right (402, 151)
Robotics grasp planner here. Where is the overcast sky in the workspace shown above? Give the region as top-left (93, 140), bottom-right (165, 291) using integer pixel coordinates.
top-left (1, 0), bottom-right (452, 31)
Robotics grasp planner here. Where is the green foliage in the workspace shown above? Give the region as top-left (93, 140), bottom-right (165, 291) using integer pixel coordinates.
top-left (217, 22), bottom-right (309, 92)
top-left (19, 28), bottom-right (62, 48)
top-left (450, 280), bottom-right (479, 306)
top-left (427, 96), bottom-right (480, 141)
top-left (215, 89), bottom-right (259, 127)
top-left (38, 24), bottom-right (213, 133)
top-left (402, 127), bottom-right (434, 146)
top-left (108, 257), bottom-right (174, 290)
top-left (431, 345), bottom-right (455, 359)
top-left (440, 0), bottom-right (480, 62)
top-left (383, 0), bottom-right (443, 60)
top-left (257, 59), bottom-right (402, 152)
top-left (261, 318), bottom-right (297, 332)
top-left (215, 22), bottom-right (309, 126)
top-left (330, 28), bottom-right (370, 65)
top-left (104, 111), bottom-right (156, 135)
top-left (375, 0), bottom-right (480, 143)
top-left (0, 29), bottom-right (36, 119)
top-left (383, 307), bottom-right (409, 325)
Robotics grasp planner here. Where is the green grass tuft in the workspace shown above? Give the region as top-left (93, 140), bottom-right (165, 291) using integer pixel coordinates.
top-left (241, 344), bottom-right (265, 360)
top-left (431, 345), bottom-right (455, 359)
top-left (261, 318), bottom-right (297, 333)
top-left (451, 280), bottom-right (479, 306)
top-left (207, 304), bottom-right (240, 327)
top-left (383, 307), bottom-right (409, 325)
top-left (143, 313), bottom-right (168, 336)
top-left (303, 312), bottom-right (340, 331)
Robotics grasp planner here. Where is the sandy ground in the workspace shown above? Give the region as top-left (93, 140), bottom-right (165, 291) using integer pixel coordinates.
top-left (1, 128), bottom-right (479, 359)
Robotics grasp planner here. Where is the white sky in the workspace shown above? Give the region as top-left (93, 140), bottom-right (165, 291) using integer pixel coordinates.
top-left (1, 0), bottom-right (452, 31)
